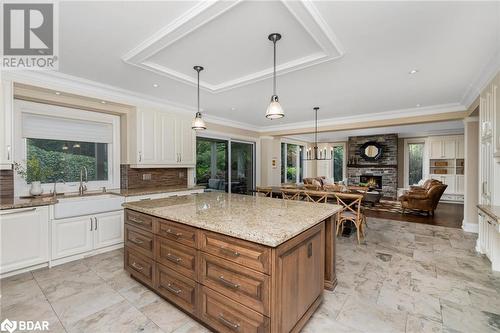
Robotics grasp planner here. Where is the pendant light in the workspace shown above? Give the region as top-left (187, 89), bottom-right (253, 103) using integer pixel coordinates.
top-left (304, 107), bottom-right (331, 161)
top-left (192, 65), bottom-right (206, 130)
top-left (265, 33), bottom-right (285, 119)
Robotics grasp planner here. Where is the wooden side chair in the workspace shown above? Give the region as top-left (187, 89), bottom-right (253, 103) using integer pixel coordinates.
top-left (334, 193), bottom-right (367, 244)
top-left (303, 190), bottom-right (329, 203)
top-left (281, 188), bottom-right (302, 201)
top-left (256, 186), bottom-right (273, 198)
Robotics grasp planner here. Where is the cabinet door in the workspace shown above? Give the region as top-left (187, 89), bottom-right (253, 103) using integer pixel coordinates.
top-left (177, 116), bottom-right (196, 165)
top-left (137, 109), bottom-right (159, 164)
top-left (456, 175), bottom-right (464, 194)
top-left (0, 80), bottom-right (13, 167)
top-left (159, 112), bottom-right (177, 164)
top-left (0, 207), bottom-right (49, 273)
top-left (438, 175), bottom-right (456, 194)
top-left (94, 211), bottom-right (124, 250)
top-left (442, 139), bottom-right (456, 159)
top-left (429, 140), bottom-right (443, 159)
top-left (456, 137), bottom-right (464, 159)
top-left (52, 215), bottom-right (93, 260)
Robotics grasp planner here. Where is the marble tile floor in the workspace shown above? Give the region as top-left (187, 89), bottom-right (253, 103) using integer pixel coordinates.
top-left (1, 217), bottom-right (499, 333)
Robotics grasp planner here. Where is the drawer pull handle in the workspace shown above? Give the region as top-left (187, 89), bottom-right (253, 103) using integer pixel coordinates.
top-left (130, 238), bottom-right (144, 245)
top-left (218, 314), bottom-right (240, 330)
top-left (165, 229), bottom-right (183, 238)
top-left (131, 262), bottom-right (144, 271)
top-left (166, 253), bottom-right (182, 263)
top-left (218, 275), bottom-right (239, 289)
top-left (220, 247), bottom-right (240, 257)
top-left (166, 283), bottom-right (182, 294)
top-left (129, 217), bottom-right (144, 224)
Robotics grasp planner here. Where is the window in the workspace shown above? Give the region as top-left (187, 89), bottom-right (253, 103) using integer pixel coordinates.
top-left (281, 143), bottom-right (304, 183)
top-left (26, 138), bottom-right (108, 183)
top-left (408, 143), bottom-right (425, 185)
top-left (332, 144), bottom-right (345, 182)
top-left (14, 100), bottom-right (120, 195)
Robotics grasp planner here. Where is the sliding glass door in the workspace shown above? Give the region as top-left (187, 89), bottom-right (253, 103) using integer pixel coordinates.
top-left (230, 141), bottom-right (254, 194)
top-left (196, 136), bottom-right (255, 194)
top-left (281, 142), bottom-right (304, 184)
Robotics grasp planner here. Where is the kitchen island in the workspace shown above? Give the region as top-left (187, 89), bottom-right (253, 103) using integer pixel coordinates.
top-left (123, 192), bottom-right (341, 332)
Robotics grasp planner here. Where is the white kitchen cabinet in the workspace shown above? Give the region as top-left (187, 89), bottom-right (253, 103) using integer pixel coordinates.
top-left (429, 136), bottom-right (456, 159)
top-left (52, 210), bottom-right (123, 260)
top-left (134, 108), bottom-right (196, 167)
top-left (442, 139), bottom-right (456, 159)
top-left (429, 140), bottom-right (443, 159)
top-left (0, 206), bottom-right (49, 274)
top-left (52, 215), bottom-right (94, 259)
top-left (0, 80), bottom-right (14, 169)
top-left (456, 175), bottom-right (465, 194)
top-left (456, 137), bottom-right (465, 159)
top-left (94, 211), bottom-right (124, 250)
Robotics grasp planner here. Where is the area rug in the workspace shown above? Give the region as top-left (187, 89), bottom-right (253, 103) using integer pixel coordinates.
top-left (364, 200), bottom-right (429, 216)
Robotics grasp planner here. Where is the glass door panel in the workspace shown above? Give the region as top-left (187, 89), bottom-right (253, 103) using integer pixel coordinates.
top-left (196, 138), bottom-right (228, 192)
top-left (230, 141), bottom-right (254, 194)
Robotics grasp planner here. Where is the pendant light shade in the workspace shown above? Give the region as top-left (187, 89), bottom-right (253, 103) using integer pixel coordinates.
top-left (192, 65), bottom-right (206, 130)
top-left (266, 33), bottom-right (284, 120)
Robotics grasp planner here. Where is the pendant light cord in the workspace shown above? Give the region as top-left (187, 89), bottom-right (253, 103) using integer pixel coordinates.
top-left (197, 69), bottom-right (200, 113)
top-left (273, 39), bottom-right (276, 95)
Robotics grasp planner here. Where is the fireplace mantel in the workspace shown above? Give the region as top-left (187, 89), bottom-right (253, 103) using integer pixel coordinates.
top-left (347, 164), bottom-right (397, 169)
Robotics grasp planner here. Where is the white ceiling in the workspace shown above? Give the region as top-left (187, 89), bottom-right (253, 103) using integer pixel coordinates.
top-left (57, 1), bottom-right (500, 128)
top-left (285, 120), bottom-right (465, 142)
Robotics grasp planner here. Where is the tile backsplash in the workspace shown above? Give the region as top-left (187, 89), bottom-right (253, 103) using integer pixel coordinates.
top-left (120, 165), bottom-right (187, 189)
top-left (0, 169), bottom-right (14, 198)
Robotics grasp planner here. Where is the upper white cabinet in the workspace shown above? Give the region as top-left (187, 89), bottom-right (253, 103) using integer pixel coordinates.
top-left (429, 136), bottom-right (456, 159)
top-left (0, 206), bottom-right (49, 274)
top-left (456, 136), bottom-right (465, 159)
top-left (133, 108), bottom-right (196, 167)
top-left (0, 80), bottom-right (14, 169)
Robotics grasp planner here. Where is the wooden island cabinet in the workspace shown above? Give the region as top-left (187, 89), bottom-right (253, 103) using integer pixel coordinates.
top-left (123, 193), bottom-right (340, 333)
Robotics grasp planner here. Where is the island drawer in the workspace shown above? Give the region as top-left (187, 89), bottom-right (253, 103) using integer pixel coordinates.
top-left (125, 224), bottom-right (154, 258)
top-left (125, 210), bottom-right (154, 232)
top-left (154, 219), bottom-right (197, 248)
top-left (199, 286), bottom-right (269, 333)
top-left (125, 247), bottom-right (154, 287)
top-left (200, 231), bottom-right (271, 274)
top-left (155, 263), bottom-right (197, 315)
top-left (155, 235), bottom-right (198, 281)
top-left (199, 253), bottom-right (270, 316)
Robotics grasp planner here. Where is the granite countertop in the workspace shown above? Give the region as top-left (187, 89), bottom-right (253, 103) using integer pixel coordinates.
top-left (0, 186), bottom-right (205, 210)
top-left (0, 196), bottom-right (58, 210)
top-left (123, 192), bottom-right (342, 247)
top-left (478, 204), bottom-right (500, 222)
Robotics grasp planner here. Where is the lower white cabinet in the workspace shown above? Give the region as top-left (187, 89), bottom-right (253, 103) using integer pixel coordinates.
top-left (52, 210), bottom-right (123, 260)
top-left (0, 206), bottom-right (49, 274)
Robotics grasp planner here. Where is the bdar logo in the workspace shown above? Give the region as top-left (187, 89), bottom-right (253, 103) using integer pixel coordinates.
top-left (0, 319), bottom-right (17, 333)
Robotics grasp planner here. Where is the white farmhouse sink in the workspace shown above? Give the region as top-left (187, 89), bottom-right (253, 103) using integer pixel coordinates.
top-left (53, 194), bottom-right (124, 219)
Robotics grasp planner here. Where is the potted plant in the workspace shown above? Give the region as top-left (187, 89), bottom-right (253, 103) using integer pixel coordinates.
top-left (14, 159), bottom-right (51, 196)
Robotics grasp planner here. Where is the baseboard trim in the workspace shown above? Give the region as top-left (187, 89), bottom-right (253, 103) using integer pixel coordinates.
top-left (462, 220), bottom-right (479, 233)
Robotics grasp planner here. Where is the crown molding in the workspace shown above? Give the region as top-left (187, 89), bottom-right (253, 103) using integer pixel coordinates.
top-left (122, 0), bottom-right (344, 93)
top-left (260, 103), bottom-right (467, 133)
top-left (204, 114), bottom-right (261, 132)
top-left (461, 50), bottom-right (500, 108)
top-left (463, 116), bottom-right (479, 123)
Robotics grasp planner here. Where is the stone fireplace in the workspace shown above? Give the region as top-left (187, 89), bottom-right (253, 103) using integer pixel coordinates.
top-left (360, 174), bottom-right (383, 190)
top-left (347, 134), bottom-right (398, 199)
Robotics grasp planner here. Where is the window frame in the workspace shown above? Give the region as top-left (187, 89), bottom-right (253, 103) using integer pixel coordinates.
top-left (404, 138), bottom-right (428, 188)
top-left (13, 100), bottom-right (120, 196)
top-left (331, 142), bottom-right (347, 183)
top-left (280, 141), bottom-right (305, 184)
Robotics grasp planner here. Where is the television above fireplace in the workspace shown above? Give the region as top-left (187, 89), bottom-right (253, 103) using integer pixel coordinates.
top-left (360, 175), bottom-right (382, 190)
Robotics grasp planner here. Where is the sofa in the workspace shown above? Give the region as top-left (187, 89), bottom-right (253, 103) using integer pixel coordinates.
top-left (399, 179), bottom-right (448, 216)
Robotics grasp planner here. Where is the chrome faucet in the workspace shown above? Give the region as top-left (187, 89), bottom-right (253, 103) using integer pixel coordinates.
top-left (52, 179), bottom-right (66, 198)
top-left (79, 166), bottom-right (88, 195)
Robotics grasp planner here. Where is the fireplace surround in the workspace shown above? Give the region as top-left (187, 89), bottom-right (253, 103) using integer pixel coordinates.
top-left (360, 175), bottom-right (383, 189)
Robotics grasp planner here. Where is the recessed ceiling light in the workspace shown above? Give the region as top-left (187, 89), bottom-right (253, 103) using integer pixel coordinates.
top-left (152, 83), bottom-right (159, 88)
top-left (409, 69), bottom-right (419, 74)
top-left (55, 91), bottom-right (61, 95)
top-left (231, 107), bottom-right (236, 111)
top-left (100, 101), bottom-right (106, 104)
top-left (416, 104), bottom-right (421, 107)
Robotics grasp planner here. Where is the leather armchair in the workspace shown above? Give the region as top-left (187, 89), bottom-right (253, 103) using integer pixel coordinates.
top-left (399, 182), bottom-right (448, 216)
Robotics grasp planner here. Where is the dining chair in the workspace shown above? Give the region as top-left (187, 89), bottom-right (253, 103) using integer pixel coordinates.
top-left (334, 193), bottom-right (367, 244)
top-left (256, 186), bottom-right (273, 198)
top-left (281, 188), bottom-right (302, 200)
top-left (303, 190), bottom-right (329, 203)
